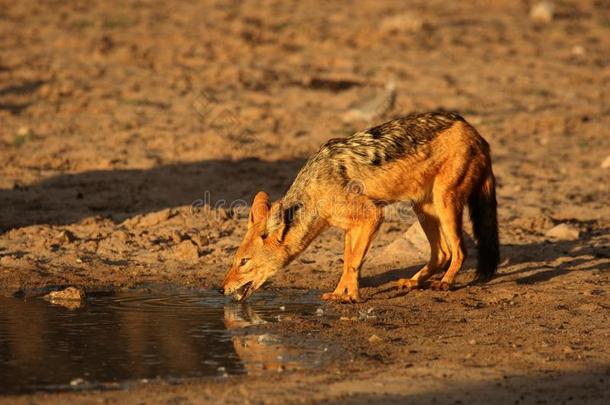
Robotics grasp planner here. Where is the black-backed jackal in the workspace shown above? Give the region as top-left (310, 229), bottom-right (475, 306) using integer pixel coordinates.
top-left (220, 111), bottom-right (499, 302)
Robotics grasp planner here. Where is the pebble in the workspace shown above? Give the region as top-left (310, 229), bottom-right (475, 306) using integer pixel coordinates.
top-left (17, 127), bottom-right (32, 137)
top-left (57, 230), bottom-right (77, 244)
top-left (358, 308), bottom-right (377, 320)
top-left (368, 334), bottom-right (383, 343)
top-left (217, 366), bottom-right (228, 378)
top-left (189, 234), bottom-right (209, 248)
top-left (545, 223), bottom-right (580, 241)
top-left (70, 378), bottom-right (86, 387)
top-left (601, 156), bottom-right (610, 169)
top-left (171, 230), bottom-right (184, 243)
top-left (124, 208), bottom-right (174, 228)
top-left (315, 308), bottom-right (324, 316)
top-left (342, 81), bottom-right (396, 122)
top-left (114, 230), bottom-right (129, 242)
top-left (380, 12), bottom-right (425, 33)
top-left (571, 45), bottom-right (585, 56)
top-left (44, 287), bottom-right (85, 301)
top-left (173, 240), bottom-right (200, 261)
top-left (530, 1), bottom-right (555, 23)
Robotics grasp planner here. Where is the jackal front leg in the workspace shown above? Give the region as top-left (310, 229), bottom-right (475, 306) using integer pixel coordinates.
top-left (322, 217), bottom-right (381, 303)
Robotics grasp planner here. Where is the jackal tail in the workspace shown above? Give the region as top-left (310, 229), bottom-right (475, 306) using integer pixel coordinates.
top-left (468, 165), bottom-right (500, 281)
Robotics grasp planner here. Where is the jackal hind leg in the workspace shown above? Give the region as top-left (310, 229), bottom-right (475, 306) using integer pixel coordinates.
top-left (397, 202), bottom-right (451, 290)
top-left (430, 191), bottom-right (466, 291)
top-left (322, 213), bottom-right (382, 303)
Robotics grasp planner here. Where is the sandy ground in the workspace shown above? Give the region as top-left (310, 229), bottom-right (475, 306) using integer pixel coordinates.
top-left (1, 0), bottom-right (609, 403)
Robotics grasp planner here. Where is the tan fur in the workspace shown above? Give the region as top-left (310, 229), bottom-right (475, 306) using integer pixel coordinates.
top-left (221, 112), bottom-right (498, 302)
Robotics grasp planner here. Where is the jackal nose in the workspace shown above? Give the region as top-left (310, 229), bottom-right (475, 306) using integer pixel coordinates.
top-left (217, 287), bottom-right (225, 295)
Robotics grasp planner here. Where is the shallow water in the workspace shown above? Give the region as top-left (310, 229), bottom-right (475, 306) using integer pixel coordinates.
top-left (0, 288), bottom-right (327, 394)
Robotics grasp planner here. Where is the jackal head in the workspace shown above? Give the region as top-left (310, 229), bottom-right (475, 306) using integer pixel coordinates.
top-left (220, 191), bottom-right (298, 301)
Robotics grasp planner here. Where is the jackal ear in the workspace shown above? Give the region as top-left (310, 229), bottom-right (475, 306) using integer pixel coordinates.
top-left (267, 202), bottom-right (302, 242)
top-left (248, 191), bottom-right (270, 229)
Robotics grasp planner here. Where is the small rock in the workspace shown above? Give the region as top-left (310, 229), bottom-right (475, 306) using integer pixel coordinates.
top-left (571, 45), bottom-right (585, 56)
top-left (380, 12), bottom-right (425, 33)
top-left (371, 221), bottom-right (430, 267)
top-left (70, 378), bottom-right (86, 387)
top-left (57, 230), bottom-right (77, 244)
top-left (171, 230), bottom-right (184, 243)
top-left (601, 156), bottom-right (610, 169)
top-left (114, 230), bottom-right (129, 242)
top-left (124, 208), bottom-right (174, 228)
top-left (17, 127), bottom-right (32, 137)
top-left (403, 222), bottom-right (430, 249)
top-left (359, 308), bottom-right (377, 321)
top-left (315, 308), bottom-right (324, 316)
top-left (140, 209), bottom-right (173, 227)
top-left (342, 81), bottom-right (396, 122)
top-left (44, 287), bottom-right (85, 301)
top-left (530, 1), bottom-right (555, 23)
top-left (578, 303), bottom-right (600, 312)
top-left (368, 334), bottom-right (383, 343)
top-left (545, 223), bottom-right (580, 241)
top-left (468, 339), bottom-right (477, 345)
top-left (217, 366), bottom-right (228, 378)
top-left (189, 234), bottom-right (209, 248)
top-left (173, 240), bottom-right (199, 261)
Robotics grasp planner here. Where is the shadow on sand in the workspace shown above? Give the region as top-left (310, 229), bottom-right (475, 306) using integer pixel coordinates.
top-left (360, 230), bottom-right (609, 294)
top-left (0, 158), bottom-right (305, 230)
top-left (320, 366), bottom-right (610, 404)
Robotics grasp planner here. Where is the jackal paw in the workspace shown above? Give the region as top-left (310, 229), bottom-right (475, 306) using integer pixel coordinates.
top-left (429, 280), bottom-right (451, 291)
top-left (321, 291), bottom-right (361, 303)
top-left (396, 279), bottom-right (419, 290)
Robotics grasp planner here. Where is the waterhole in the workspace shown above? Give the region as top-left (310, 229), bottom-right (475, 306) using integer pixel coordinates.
top-left (0, 288), bottom-right (331, 394)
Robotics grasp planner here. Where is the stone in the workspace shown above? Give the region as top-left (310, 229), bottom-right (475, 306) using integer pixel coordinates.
top-left (123, 208), bottom-right (174, 228)
top-left (342, 81), bottom-right (396, 122)
top-left (530, 2), bottom-right (554, 23)
top-left (189, 234), bottom-right (209, 248)
top-left (57, 230), bottom-right (77, 244)
top-left (601, 156), bottom-right (610, 169)
top-left (371, 222), bottom-right (429, 267)
top-left (138, 208), bottom-right (173, 227)
top-left (44, 287), bottom-right (85, 301)
top-left (368, 334), bottom-right (383, 343)
top-left (17, 127), bottom-right (32, 137)
top-left (545, 223), bottom-right (580, 241)
top-left (173, 240), bottom-right (199, 261)
top-left (380, 12), bottom-right (425, 33)
top-left (171, 230), bottom-right (184, 243)
top-left (571, 45), bottom-right (585, 56)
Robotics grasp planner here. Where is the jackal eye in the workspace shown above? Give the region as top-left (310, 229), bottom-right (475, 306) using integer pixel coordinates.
top-left (240, 257), bottom-right (250, 267)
